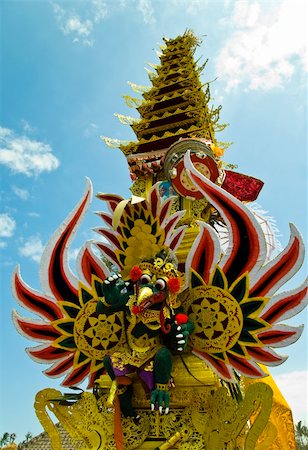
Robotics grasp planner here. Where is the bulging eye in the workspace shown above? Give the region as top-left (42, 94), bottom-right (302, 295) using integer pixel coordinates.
top-left (155, 279), bottom-right (166, 291)
top-left (140, 274), bottom-right (151, 285)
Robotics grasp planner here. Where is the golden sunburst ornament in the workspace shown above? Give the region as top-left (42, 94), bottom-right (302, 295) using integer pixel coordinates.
top-left (188, 268), bottom-right (270, 378)
top-left (50, 276), bottom-right (126, 383)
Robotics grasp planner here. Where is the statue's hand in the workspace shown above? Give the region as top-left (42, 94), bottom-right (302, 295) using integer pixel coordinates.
top-left (96, 274), bottom-right (131, 314)
top-left (170, 313), bottom-right (194, 352)
top-left (102, 273), bottom-right (130, 304)
top-left (174, 323), bottom-right (191, 352)
top-left (150, 384), bottom-right (170, 414)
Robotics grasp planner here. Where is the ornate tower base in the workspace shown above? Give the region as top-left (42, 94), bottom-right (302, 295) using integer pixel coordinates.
top-left (34, 355), bottom-right (295, 450)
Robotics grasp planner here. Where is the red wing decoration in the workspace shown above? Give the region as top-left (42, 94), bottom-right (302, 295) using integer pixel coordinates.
top-left (184, 151), bottom-right (307, 381)
top-left (13, 181), bottom-right (187, 387)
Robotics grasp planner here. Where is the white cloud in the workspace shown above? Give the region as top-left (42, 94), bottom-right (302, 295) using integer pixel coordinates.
top-left (232, 1), bottom-right (260, 28)
top-left (137, 0), bottom-right (156, 24)
top-left (52, 1), bottom-right (108, 46)
top-left (169, 0), bottom-right (208, 15)
top-left (216, 0), bottom-right (307, 91)
top-left (0, 241), bottom-right (7, 249)
top-left (0, 126), bottom-right (60, 176)
top-left (275, 370), bottom-right (308, 422)
top-left (0, 213), bottom-right (16, 238)
top-left (28, 212), bottom-right (40, 218)
top-left (83, 122), bottom-right (99, 138)
top-left (19, 235), bottom-right (45, 263)
top-left (92, 0), bottom-right (108, 23)
top-left (12, 185), bottom-right (30, 200)
top-left (20, 119), bottom-right (35, 134)
top-left (53, 2), bottom-right (94, 46)
top-left (52, 0), bottom-right (157, 39)
top-left (65, 17), bottom-right (92, 37)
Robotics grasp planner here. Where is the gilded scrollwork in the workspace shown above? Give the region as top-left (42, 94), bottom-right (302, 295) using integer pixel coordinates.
top-left (130, 178), bottom-right (147, 197)
top-left (35, 380), bottom-right (275, 449)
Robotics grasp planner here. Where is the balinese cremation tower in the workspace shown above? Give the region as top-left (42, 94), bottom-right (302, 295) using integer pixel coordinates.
top-left (13, 30), bottom-right (307, 450)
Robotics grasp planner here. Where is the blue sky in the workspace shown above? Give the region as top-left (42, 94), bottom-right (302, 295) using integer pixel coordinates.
top-left (1, 0), bottom-right (307, 440)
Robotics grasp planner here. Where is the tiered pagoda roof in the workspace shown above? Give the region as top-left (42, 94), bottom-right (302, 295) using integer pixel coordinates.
top-left (103, 30), bottom-right (263, 204)
top-left (104, 30), bottom-right (227, 167)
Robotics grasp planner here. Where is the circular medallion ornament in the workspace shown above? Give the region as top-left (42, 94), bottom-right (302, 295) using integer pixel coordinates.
top-left (164, 138), bottom-right (219, 200)
top-left (74, 299), bottom-right (126, 360)
top-left (188, 286), bottom-right (243, 353)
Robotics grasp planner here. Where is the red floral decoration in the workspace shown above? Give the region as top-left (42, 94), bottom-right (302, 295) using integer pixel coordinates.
top-left (167, 277), bottom-right (181, 294)
top-left (131, 305), bottom-right (140, 315)
top-left (130, 265), bottom-right (143, 282)
top-left (175, 313), bottom-right (189, 325)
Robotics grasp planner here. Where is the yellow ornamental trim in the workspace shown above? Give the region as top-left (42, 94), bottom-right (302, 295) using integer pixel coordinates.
top-left (164, 35), bottom-right (194, 48)
top-left (210, 105), bottom-right (223, 125)
top-left (101, 136), bottom-right (131, 149)
top-left (135, 117), bottom-right (197, 138)
top-left (156, 88), bottom-right (193, 102)
top-left (139, 100), bottom-right (191, 118)
top-left (182, 90), bottom-right (205, 103)
top-left (164, 33), bottom-right (199, 53)
top-left (145, 75), bottom-right (201, 100)
top-left (149, 76), bottom-right (200, 96)
top-left (157, 53), bottom-right (192, 69)
top-left (160, 49), bottom-right (192, 64)
top-left (127, 81), bottom-right (150, 94)
top-left (214, 122), bottom-right (229, 133)
top-left (161, 46), bottom-right (187, 57)
top-left (217, 140), bottom-right (233, 151)
top-left (142, 87), bottom-right (159, 100)
top-left (186, 107), bottom-right (207, 120)
top-left (114, 113), bottom-right (140, 125)
top-left (131, 121), bottom-right (150, 134)
top-left (148, 108), bottom-right (202, 125)
top-left (154, 63), bottom-right (196, 82)
top-left (127, 124), bottom-right (211, 148)
top-left (143, 104), bottom-right (196, 122)
top-left (180, 77), bottom-right (203, 90)
top-left (119, 142), bottom-right (138, 155)
top-left (144, 67), bottom-right (158, 82)
top-left (137, 103), bottom-right (155, 115)
top-left (147, 62), bottom-right (158, 69)
top-left (122, 95), bottom-right (143, 108)
top-left (141, 88), bottom-right (196, 107)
